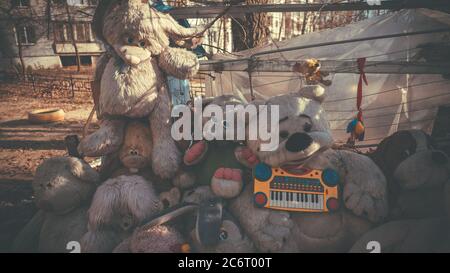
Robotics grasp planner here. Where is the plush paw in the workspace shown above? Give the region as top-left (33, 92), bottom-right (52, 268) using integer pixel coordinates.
top-left (234, 146), bottom-right (259, 168)
top-left (211, 168), bottom-right (243, 199)
top-left (77, 119), bottom-right (126, 157)
top-left (343, 176), bottom-right (388, 223)
top-left (334, 150), bottom-right (389, 223)
top-left (183, 141), bottom-right (208, 166)
top-left (257, 211), bottom-right (294, 252)
top-left (229, 186), bottom-right (294, 252)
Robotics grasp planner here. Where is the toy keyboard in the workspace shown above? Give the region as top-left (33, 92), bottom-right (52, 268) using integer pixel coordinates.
top-left (253, 163), bottom-right (340, 213)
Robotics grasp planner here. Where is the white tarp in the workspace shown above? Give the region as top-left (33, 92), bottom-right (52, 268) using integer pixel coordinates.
top-left (205, 9), bottom-right (450, 145)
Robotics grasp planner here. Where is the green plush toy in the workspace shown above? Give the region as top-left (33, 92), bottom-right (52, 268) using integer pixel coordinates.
top-left (179, 96), bottom-right (259, 199)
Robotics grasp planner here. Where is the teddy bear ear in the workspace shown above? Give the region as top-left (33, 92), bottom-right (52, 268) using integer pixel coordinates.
top-left (297, 85), bottom-right (326, 103)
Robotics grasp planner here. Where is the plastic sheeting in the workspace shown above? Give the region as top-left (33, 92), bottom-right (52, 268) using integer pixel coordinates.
top-left (205, 9), bottom-right (450, 145)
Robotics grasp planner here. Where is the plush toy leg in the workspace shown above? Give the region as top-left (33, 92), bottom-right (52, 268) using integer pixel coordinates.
top-left (12, 210), bottom-right (46, 253)
top-left (77, 118), bottom-right (126, 157)
top-left (211, 168), bottom-right (243, 199)
top-left (229, 184), bottom-right (294, 252)
top-left (149, 86), bottom-right (181, 179)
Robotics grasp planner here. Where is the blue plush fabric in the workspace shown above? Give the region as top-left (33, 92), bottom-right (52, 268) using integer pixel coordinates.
top-left (152, 0), bottom-right (207, 58)
top-left (151, 0), bottom-right (208, 105)
top-left (167, 75), bottom-right (191, 105)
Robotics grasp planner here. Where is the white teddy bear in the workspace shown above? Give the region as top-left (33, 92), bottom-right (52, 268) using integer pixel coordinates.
top-left (230, 85), bottom-right (389, 252)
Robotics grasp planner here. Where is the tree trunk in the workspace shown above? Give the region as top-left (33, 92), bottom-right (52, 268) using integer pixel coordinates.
top-left (231, 0), bottom-right (270, 52)
top-left (301, 0), bottom-right (309, 34)
top-left (17, 35), bottom-right (26, 78)
top-left (65, 3), bottom-right (81, 72)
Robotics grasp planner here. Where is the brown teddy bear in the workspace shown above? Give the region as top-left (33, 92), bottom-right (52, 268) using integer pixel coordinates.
top-left (78, 0), bottom-right (211, 179)
top-left (13, 157), bottom-right (100, 252)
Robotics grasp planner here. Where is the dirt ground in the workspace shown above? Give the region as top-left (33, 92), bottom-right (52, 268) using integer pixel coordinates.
top-left (0, 84), bottom-right (97, 252)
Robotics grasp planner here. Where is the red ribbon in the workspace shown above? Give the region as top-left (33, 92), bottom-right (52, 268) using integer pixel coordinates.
top-left (356, 57), bottom-right (368, 121)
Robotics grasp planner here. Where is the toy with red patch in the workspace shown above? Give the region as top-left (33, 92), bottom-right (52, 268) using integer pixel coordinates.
top-left (176, 95), bottom-right (259, 199)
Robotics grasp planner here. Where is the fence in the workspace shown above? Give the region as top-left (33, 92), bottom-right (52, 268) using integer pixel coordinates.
top-left (0, 72), bottom-right (93, 100)
top-left (0, 71), bottom-right (208, 101)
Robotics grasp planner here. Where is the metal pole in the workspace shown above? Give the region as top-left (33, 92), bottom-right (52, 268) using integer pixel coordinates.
top-left (251, 28), bottom-right (450, 59)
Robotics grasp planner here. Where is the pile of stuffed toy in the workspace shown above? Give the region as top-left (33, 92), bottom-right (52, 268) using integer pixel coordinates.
top-left (12, 0), bottom-right (450, 253)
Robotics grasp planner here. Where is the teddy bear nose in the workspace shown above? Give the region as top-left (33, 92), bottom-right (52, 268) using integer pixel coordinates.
top-left (431, 151), bottom-right (448, 165)
top-left (285, 133), bottom-right (313, 152)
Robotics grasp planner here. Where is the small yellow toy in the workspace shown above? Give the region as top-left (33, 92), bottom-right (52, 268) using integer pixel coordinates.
top-left (293, 58), bottom-right (332, 86)
top-left (253, 163), bottom-right (340, 213)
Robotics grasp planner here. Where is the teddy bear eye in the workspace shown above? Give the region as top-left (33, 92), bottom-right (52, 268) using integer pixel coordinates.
top-left (139, 40), bottom-right (146, 47)
top-left (304, 123), bottom-right (312, 132)
top-left (279, 130), bottom-right (289, 139)
top-left (127, 37), bottom-right (134, 44)
top-left (219, 230), bottom-right (228, 241)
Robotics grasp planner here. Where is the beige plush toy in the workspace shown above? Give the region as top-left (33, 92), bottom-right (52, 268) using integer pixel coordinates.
top-left (80, 175), bottom-right (163, 252)
top-left (229, 85), bottom-right (389, 252)
top-left (13, 157), bottom-right (99, 252)
top-left (78, 0), bottom-right (210, 179)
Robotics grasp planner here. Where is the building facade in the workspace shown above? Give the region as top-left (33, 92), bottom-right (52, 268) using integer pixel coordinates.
top-left (0, 0), bottom-right (103, 72)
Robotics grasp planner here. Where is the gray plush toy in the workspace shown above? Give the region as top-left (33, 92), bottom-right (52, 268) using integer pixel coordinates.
top-left (13, 157), bottom-right (99, 252)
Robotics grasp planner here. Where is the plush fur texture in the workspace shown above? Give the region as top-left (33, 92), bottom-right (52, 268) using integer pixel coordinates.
top-left (81, 175), bottom-right (162, 252)
top-left (13, 157), bottom-right (99, 252)
top-left (78, 118), bottom-right (126, 157)
top-left (349, 217), bottom-right (450, 253)
top-left (369, 130), bottom-right (450, 219)
top-left (113, 225), bottom-right (187, 253)
top-left (79, 0), bottom-right (208, 178)
top-left (230, 85), bottom-right (388, 252)
top-left (158, 47), bottom-right (199, 79)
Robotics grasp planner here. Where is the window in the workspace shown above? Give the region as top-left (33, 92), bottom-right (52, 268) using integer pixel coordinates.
top-left (66, 0), bottom-right (98, 6)
top-left (14, 25), bottom-right (36, 45)
top-left (60, 55), bottom-right (92, 67)
top-left (54, 22), bottom-right (92, 43)
top-left (11, 0), bottom-right (30, 7)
